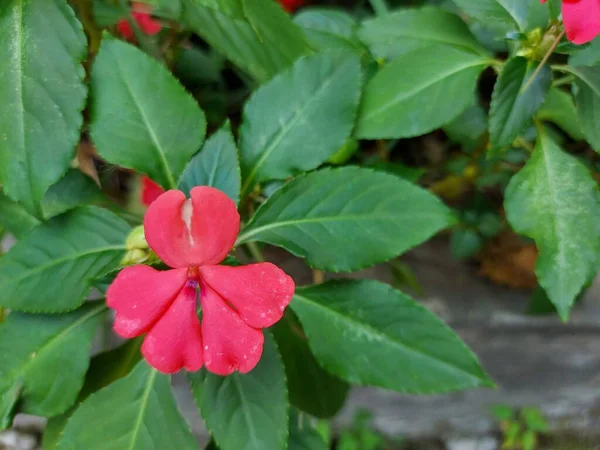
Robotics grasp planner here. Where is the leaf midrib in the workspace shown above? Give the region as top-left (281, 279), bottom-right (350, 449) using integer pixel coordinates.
top-left (0, 245), bottom-right (127, 288)
top-left (363, 59), bottom-right (486, 122)
top-left (7, 304), bottom-right (106, 383)
top-left (293, 293), bottom-right (484, 383)
top-left (538, 138), bottom-right (569, 298)
top-left (110, 48), bottom-right (176, 189)
top-left (236, 211), bottom-right (444, 244)
top-left (361, 20), bottom-right (483, 55)
top-left (128, 369), bottom-right (158, 450)
top-left (240, 58), bottom-right (344, 196)
top-left (232, 375), bottom-right (260, 447)
top-left (13, 0), bottom-right (39, 216)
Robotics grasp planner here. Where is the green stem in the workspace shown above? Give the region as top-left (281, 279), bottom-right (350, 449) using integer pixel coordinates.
top-left (246, 241), bottom-right (265, 263)
top-left (368, 0), bottom-right (389, 16)
top-left (0, 308), bottom-right (4, 323)
top-left (552, 75), bottom-right (574, 87)
top-left (521, 30), bottom-right (565, 94)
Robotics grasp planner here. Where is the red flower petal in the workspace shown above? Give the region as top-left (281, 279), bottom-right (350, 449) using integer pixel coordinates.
top-left (200, 284), bottom-right (264, 375)
top-left (200, 263), bottom-right (295, 329)
top-left (144, 187), bottom-right (240, 269)
top-left (116, 19), bottom-right (134, 40)
top-left (142, 282), bottom-right (204, 373)
top-left (562, 0), bottom-right (600, 44)
top-left (133, 11), bottom-right (162, 35)
top-left (107, 265), bottom-right (187, 338)
top-left (278, 0), bottom-right (304, 12)
top-left (141, 176), bottom-right (165, 206)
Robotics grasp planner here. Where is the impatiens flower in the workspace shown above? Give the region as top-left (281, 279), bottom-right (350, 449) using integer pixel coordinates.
top-left (116, 2), bottom-right (162, 41)
top-left (140, 176), bottom-right (165, 206)
top-left (107, 187), bottom-right (295, 375)
top-left (278, 0), bottom-right (305, 13)
top-left (542, 0), bottom-right (600, 44)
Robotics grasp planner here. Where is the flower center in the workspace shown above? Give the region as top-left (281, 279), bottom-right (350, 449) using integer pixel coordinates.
top-left (187, 265), bottom-right (201, 282)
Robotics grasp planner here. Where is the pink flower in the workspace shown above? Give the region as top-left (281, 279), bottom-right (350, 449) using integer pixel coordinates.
top-left (116, 2), bottom-right (162, 41)
top-left (140, 176), bottom-right (165, 206)
top-left (542, 0), bottom-right (600, 44)
top-left (107, 187), bottom-right (295, 375)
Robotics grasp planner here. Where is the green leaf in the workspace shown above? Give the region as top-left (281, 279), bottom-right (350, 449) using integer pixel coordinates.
top-left (179, 122), bottom-right (241, 205)
top-left (42, 169), bottom-right (101, 219)
top-left (0, 0), bottom-right (87, 217)
top-left (57, 361), bottom-right (196, 450)
top-left (181, 0), bottom-right (311, 82)
top-left (237, 167), bottom-right (455, 272)
top-left (0, 303), bottom-right (104, 428)
top-left (452, 0), bottom-right (529, 31)
top-left (272, 311), bottom-right (349, 418)
top-left (489, 57), bottom-right (551, 149)
top-left (90, 37), bottom-right (207, 190)
top-left (0, 207), bottom-right (129, 313)
top-left (568, 66), bottom-right (600, 151)
top-left (537, 87), bottom-right (583, 141)
top-left (569, 39), bottom-right (600, 67)
top-left (358, 7), bottom-right (487, 60)
top-left (288, 409), bottom-right (328, 450)
top-left (0, 190), bottom-right (40, 239)
top-left (292, 280), bottom-right (493, 393)
top-left (505, 129), bottom-right (600, 319)
top-left (44, 339), bottom-right (142, 450)
top-left (189, 334), bottom-right (288, 450)
top-left (443, 102), bottom-right (488, 150)
top-left (368, 162), bottom-right (425, 183)
top-left (526, 0), bottom-right (550, 31)
top-left (294, 9), bottom-right (362, 53)
top-left (239, 50), bottom-right (362, 197)
top-left (355, 46), bottom-right (489, 139)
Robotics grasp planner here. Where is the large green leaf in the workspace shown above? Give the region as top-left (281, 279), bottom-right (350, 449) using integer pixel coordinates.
top-left (179, 122), bottom-right (241, 204)
top-left (181, 0), bottom-right (311, 82)
top-left (90, 37), bottom-right (206, 190)
top-left (237, 167), bottom-right (455, 272)
top-left (294, 9), bottom-right (362, 53)
top-left (0, 190), bottom-right (40, 239)
top-left (355, 46), bottom-right (489, 139)
top-left (452, 0), bottom-right (529, 31)
top-left (505, 129), bottom-right (600, 320)
top-left (489, 57), bottom-right (551, 149)
top-left (42, 169), bottom-right (101, 219)
top-left (0, 303), bottom-right (105, 428)
top-left (0, 0), bottom-right (87, 217)
top-left (0, 207), bottom-right (129, 312)
top-left (567, 66), bottom-right (600, 151)
top-left (239, 50), bottom-right (362, 198)
top-left (537, 87), bottom-right (583, 141)
top-left (189, 335), bottom-right (288, 450)
top-left (272, 311), bottom-right (349, 418)
top-left (358, 7), bottom-right (487, 60)
top-left (44, 339), bottom-right (142, 450)
top-left (57, 361), bottom-right (197, 450)
top-left (569, 40), bottom-right (600, 67)
top-left (292, 280), bottom-right (493, 393)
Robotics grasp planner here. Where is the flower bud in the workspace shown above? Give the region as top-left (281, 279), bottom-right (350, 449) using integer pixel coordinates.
top-left (126, 225), bottom-right (148, 251)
